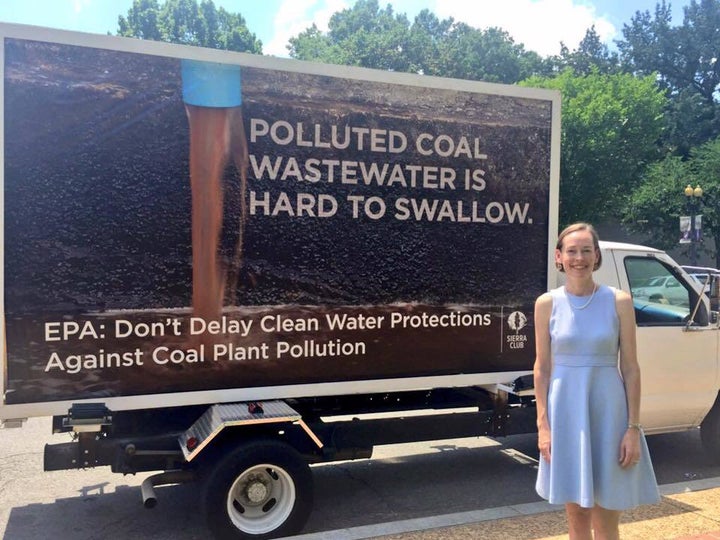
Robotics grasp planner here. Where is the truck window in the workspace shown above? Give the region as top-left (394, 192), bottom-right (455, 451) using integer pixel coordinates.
top-left (624, 257), bottom-right (693, 325)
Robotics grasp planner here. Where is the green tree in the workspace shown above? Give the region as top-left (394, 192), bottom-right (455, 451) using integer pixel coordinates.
top-left (117, 0), bottom-right (262, 54)
top-left (619, 0), bottom-right (720, 102)
top-left (288, 1), bottom-right (545, 83)
top-left (522, 70), bottom-right (666, 225)
top-left (688, 138), bottom-right (720, 266)
top-left (403, 9), bottom-right (454, 76)
top-left (553, 26), bottom-right (620, 75)
top-left (117, 0), bottom-right (163, 41)
top-left (663, 88), bottom-right (720, 157)
top-left (432, 23), bottom-right (543, 83)
top-left (287, 24), bottom-right (336, 62)
top-left (617, 0), bottom-right (720, 154)
top-left (623, 155), bottom-right (692, 249)
top-left (624, 139), bottom-right (720, 267)
top-left (289, 0), bottom-right (412, 71)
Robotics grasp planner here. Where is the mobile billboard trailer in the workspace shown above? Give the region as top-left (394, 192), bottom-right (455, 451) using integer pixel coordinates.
top-left (0, 23), bottom-right (560, 539)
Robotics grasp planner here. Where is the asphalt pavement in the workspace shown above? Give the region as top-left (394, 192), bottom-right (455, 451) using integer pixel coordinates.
top-left (284, 477), bottom-right (720, 540)
top-left (4, 417), bottom-right (720, 540)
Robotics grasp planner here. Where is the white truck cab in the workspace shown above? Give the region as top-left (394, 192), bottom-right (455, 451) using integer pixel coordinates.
top-left (595, 241), bottom-right (720, 446)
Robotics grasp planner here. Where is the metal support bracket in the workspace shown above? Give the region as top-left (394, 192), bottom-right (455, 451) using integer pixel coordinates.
top-left (63, 403), bottom-right (112, 433)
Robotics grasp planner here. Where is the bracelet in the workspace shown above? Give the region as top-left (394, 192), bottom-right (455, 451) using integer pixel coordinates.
top-left (627, 422), bottom-right (643, 431)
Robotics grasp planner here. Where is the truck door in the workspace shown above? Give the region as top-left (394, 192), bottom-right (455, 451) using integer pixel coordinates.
top-left (615, 252), bottom-right (719, 431)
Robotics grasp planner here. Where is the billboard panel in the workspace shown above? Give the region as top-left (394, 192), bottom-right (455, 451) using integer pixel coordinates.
top-left (2, 31), bottom-right (555, 405)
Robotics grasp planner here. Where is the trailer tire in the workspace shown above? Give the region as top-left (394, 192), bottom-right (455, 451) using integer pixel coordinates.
top-left (700, 394), bottom-right (720, 464)
top-left (202, 439), bottom-right (313, 540)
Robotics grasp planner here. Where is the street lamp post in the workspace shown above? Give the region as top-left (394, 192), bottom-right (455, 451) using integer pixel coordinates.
top-left (684, 184), bottom-right (703, 266)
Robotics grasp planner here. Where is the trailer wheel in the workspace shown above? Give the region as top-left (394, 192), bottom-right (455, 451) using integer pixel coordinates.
top-left (202, 439), bottom-right (313, 540)
top-left (701, 394), bottom-right (720, 464)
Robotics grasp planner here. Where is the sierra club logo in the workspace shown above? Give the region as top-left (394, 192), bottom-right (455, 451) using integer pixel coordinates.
top-left (507, 311), bottom-right (528, 349)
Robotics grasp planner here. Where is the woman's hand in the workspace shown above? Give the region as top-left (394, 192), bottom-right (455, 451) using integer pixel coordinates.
top-left (538, 425), bottom-right (552, 462)
top-left (619, 428), bottom-right (641, 468)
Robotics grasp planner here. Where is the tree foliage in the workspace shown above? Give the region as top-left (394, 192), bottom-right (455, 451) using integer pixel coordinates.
top-left (288, 0), bottom-right (411, 70)
top-left (619, 0), bottom-right (720, 102)
top-left (618, 0), bottom-right (720, 154)
top-left (288, 1), bottom-right (545, 83)
top-left (522, 70), bottom-right (666, 225)
top-left (688, 138), bottom-right (720, 266)
top-left (663, 87), bottom-right (720, 157)
top-left (623, 155), bottom-right (691, 249)
top-left (117, 0), bottom-right (262, 53)
top-left (624, 137), bottom-right (720, 267)
top-left (428, 23), bottom-right (544, 83)
top-left (403, 9), bottom-right (454, 76)
top-left (553, 26), bottom-right (620, 75)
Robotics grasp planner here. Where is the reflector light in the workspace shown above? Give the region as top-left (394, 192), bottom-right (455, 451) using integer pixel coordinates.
top-left (186, 436), bottom-right (198, 451)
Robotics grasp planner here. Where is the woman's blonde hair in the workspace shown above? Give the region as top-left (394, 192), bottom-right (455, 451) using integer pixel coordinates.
top-left (556, 222), bottom-right (602, 272)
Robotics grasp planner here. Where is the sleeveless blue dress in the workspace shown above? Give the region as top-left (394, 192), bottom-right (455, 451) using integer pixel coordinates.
top-left (535, 285), bottom-right (660, 509)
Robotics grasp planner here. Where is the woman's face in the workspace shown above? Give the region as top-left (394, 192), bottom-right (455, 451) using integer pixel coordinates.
top-left (555, 230), bottom-right (599, 278)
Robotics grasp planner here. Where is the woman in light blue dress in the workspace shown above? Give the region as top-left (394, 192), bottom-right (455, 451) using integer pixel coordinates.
top-left (534, 223), bottom-right (660, 539)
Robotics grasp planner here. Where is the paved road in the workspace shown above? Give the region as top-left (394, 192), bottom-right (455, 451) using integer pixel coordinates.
top-left (1, 417), bottom-right (718, 539)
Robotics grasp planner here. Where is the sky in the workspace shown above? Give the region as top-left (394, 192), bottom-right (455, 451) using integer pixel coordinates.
top-left (0, 0), bottom-right (691, 57)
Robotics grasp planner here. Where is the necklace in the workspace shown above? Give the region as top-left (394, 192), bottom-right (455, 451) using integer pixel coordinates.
top-left (566, 283), bottom-right (597, 310)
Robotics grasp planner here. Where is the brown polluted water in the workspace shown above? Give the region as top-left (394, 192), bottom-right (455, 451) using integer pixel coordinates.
top-left (185, 104), bottom-right (248, 328)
